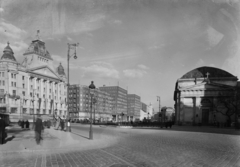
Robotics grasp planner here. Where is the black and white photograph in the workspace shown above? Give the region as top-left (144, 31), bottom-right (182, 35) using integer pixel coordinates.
top-left (0, 0), bottom-right (240, 166)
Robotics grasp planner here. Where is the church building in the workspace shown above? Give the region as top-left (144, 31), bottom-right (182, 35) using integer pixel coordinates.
top-left (0, 35), bottom-right (67, 122)
top-left (174, 66), bottom-right (239, 126)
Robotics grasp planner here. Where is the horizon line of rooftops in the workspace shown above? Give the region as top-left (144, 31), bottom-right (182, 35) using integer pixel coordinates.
top-left (69, 84), bottom-right (140, 97)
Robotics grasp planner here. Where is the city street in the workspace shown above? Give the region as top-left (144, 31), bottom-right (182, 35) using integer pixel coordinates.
top-left (0, 124), bottom-right (240, 167)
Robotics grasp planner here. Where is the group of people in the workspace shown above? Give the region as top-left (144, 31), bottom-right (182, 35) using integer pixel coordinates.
top-left (55, 117), bottom-right (71, 132)
top-left (18, 119), bottom-right (30, 129)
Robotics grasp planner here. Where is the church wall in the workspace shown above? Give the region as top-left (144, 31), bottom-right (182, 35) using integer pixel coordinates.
top-left (182, 98), bottom-right (194, 124)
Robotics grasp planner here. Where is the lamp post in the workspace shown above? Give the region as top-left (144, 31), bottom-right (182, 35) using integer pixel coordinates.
top-left (120, 112), bottom-right (124, 125)
top-left (157, 96), bottom-right (161, 125)
top-left (67, 43), bottom-right (79, 132)
top-left (89, 81), bottom-right (96, 140)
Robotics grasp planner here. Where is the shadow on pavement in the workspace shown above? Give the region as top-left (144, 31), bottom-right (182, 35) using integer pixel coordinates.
top-left (132, 126), bottom-right (240, 135)
top-left (71, 131), bottom-right (90, 140)
top-left (5, 135), bottom-right (15, 144)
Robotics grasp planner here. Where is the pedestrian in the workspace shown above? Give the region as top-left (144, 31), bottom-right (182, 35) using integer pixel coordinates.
top-left (0, 116), bottom-right (6, 144)
top-left (26, 120), bottom-right (30, 129)
top-left (18, 119), bottom-right (21, 126)
top-left (35, 115), bottom-right (44, 145)
top-left (21, 120), bottom-right (25, 129)
top-left (60, 119), bottom-right (64, 131)
top-left (67, 119), bottom-right (71, 132)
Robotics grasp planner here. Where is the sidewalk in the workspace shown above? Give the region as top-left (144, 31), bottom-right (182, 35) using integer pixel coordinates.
top-left (0, 124), bottom-right (119, 153)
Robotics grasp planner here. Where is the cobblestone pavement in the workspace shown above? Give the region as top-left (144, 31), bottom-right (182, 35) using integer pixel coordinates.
top-left (0, 126), bottom-right (240, 167)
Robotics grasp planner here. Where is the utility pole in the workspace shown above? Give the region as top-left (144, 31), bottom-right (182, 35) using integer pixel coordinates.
top-left (157, 96), bottom-right (161, 124)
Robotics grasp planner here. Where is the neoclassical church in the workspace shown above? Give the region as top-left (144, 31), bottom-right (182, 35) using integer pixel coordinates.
top-left (0, 36), bottom-right (67, 122)
top-left (174, 66), bottom-right (239, 126)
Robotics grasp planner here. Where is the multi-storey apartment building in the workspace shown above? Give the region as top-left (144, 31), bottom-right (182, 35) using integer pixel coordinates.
top-left (99, 85), bottom-right (128, 122)
top-left (0, 37), bottom-right (67, 122)
top-left (127, 94), bottom-right (141, 121)
top-left (68, 84), bottom-right (114, 122)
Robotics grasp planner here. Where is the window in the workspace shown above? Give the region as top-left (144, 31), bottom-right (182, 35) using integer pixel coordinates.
top-left (3, 81), bottom-right (4, 86)
top-left (14, 74), bottom-right (16, 79)
top-left (22, 76), bottom-right (24, 80)
top-left (38, 86), bottom-right (39, 90)
top-left (2, 72), bottom-right (4, 77)
top-left (23, 84), bottom-right (25, 88)
top-left (22, 91), bottom-right (25, 96)
top-left (44, 88), bottom-right (46, 92)
top-left (49, 89), bottom-right (51, 93)
top-left (30, 92), bottom-right (32, 97)
top-left (0, 80), bottom-right (1, 86)
top-left (14, 82), bottom-right (16, 87)
top-left (11, 73), bottom-right (13, 78)
top-left (31, 85), bottom-right (33, 89)
top-left (12, 90), bottom-right (16, 95)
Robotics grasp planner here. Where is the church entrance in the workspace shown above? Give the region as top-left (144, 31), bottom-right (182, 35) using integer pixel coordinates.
top-left (202, 109), bottom-right (209, 125)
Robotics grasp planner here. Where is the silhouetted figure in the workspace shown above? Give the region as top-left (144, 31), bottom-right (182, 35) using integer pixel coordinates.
top-left (0, 116), bottom-right (6, 144)
top-left (35, 116), bottom-right (44, 145)
top-left (18, 120), bottom-right (21, 126)
top-left (21, 120), bottom-right (25, 129)
top-left (60, 119), bottom-right (65, 131)
top-left (25, 120), bottom-right (30, 129)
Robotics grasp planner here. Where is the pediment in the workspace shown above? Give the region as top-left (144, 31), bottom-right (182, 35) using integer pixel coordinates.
top-left (29, 66), bottom-right (60, 79)
top-left (179, 82), bottom-right (234, 91)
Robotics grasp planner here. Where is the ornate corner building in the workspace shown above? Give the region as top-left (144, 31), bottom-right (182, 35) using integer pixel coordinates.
top-left (0, 38), bottom-right (67, 122)
top-left (174, 66), bottom-right (239, 126)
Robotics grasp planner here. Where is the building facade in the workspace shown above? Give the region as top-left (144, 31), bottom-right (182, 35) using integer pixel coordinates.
top-left (127, 94), bottom-right (141, 121)
top-left (0, 38), bottom-right (67, 122)
top-left (99, 86), bottom-right (127, 122)
top-left (174, 66), bottom-right (238, 126)
top-left (68, 84), bottom-right (114, 122)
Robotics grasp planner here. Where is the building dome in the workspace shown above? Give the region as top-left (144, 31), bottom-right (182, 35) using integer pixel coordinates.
top-left (181, 66), bottom-right (235, 79)
top-left (57, 63), bottom-right (65, 76)
top-left (1, 42), bottom-right (17, 61)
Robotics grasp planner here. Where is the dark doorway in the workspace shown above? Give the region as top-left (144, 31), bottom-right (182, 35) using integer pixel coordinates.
top-left (202, 109), bottom-right (209, 125)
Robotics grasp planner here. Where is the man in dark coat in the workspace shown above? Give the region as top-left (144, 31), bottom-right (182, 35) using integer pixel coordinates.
top-left (0, 116), bottom-right (6, 144)
top-left (26, 120), bottom-right (30, 129)
top-left (21, 120), bottom-right (24, 129)
top-left (35, 116), bottom-right (44, 144)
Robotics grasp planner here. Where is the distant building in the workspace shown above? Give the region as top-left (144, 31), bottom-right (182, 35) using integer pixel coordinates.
top-left (127, 94), bottom-right (141, 121)
top-left (99, 85), bottom-right (128, 122)
top-left (174, 66), bottom-right (238, 126)
top-left (0, 37), bottom-right (67, 122)
top-left (141, 102), bottom-right (147, 112)
top-left (68, 84), bottom-right (114, 122)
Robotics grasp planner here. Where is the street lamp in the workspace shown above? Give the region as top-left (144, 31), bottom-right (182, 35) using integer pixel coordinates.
top-left (120, 112), bottom-right (124, 125)
top-left (67, 43), bottom-right (79, 132)
top-left (89, 81), bottom-right (96, 140)
top-left (157, 96), bottom-right (161, 126)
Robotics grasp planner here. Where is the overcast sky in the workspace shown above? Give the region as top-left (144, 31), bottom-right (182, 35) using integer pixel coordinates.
top-left (0, 0), bottom-right (239, 110)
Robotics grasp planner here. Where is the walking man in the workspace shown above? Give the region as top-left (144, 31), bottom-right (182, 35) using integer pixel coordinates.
top-left (0, 116), bottom-right (6, 144)
top-left (35, 115), bottom-right (44, 145)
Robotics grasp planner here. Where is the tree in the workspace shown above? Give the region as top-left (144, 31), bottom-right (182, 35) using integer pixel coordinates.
top-left (213, 88), bottom-right (240, 127)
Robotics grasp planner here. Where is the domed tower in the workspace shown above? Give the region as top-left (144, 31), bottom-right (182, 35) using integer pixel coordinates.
top-left (22, 31), bottom-right (54, 69)
top-left (0, 42), bottom-right (17, 64)
top-left (56, 63), bottom-right (66, 81)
